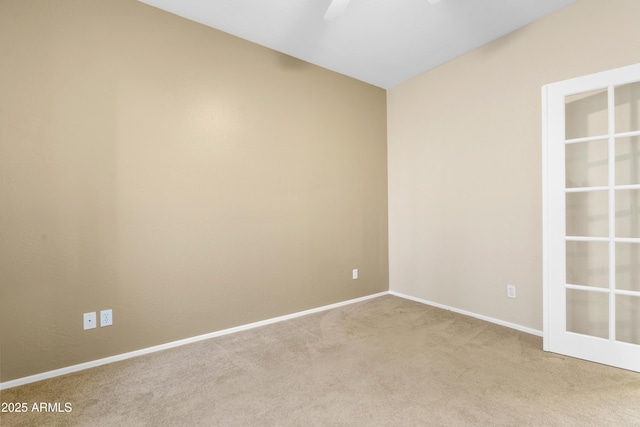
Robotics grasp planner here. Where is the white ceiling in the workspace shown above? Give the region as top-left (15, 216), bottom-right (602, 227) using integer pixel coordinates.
top-left (138, 0), bottom-right (577, 89)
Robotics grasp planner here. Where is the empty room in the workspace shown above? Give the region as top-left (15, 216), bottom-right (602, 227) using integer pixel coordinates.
top-left (1, 0), bottom-right (640, 425)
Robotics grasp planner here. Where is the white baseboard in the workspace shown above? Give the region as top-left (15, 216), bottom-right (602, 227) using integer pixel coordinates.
top-left (1, 291), bottom-right (541, 390)
top-left (0, 292), bottom-right (389, 390)
top-left (389, 291), bottom-right (543, 337)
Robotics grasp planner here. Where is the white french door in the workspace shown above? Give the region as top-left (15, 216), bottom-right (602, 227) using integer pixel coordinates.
top-left (543, 62), bottom-right (640, 372)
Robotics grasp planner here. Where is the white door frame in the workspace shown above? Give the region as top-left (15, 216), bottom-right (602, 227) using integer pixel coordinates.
top-left (543, 62), bottom-right (640, 372)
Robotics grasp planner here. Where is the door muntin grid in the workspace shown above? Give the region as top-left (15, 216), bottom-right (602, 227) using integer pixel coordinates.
top-left (564, 82), bottom-right (640, 343)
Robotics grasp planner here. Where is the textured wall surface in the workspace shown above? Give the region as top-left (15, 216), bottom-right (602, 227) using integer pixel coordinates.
top-left (0, 0), bottom-right (388, 382)
top-left (388, 0), bottom-right (640, 331)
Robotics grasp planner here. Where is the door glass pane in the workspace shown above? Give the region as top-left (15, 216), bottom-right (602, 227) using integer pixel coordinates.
top-left (566, 191), bottom-right (608, 237)
top-left (615, 136), bottom-right (640, 185)
top-left (565, 89), bottom-right (609, 139)
top-left (616, 295), bottom-right (640, 345)
top-left (566, 140), bottom-right (608, 188)
top-left (616, 189), bottom-right (640, 238)
top-left (615, 82), bottom-right (640, 133)
top-left (566, 242), bottom-right (609, 288)
top-left (567, 289), bottom-right (609, 339)
top-left (615, 243), bottom-right (640, 292)
top-left (566, 241), bottom-right (608, 288)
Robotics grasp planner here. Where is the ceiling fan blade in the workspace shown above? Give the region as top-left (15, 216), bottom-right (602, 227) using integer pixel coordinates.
top-left (324, 0), bottom-right (351, 21)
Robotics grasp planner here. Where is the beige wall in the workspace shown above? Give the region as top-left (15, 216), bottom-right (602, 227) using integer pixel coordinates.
top-left (0, 0), bottom-right (388, 382)
top-left (388, 0), bottom-right (640, 331)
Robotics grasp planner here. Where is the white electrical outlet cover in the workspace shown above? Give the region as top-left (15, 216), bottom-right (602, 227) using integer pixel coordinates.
top-left (84, 312), bottom-right (97, 330)
top-left (352, 269), bottom-right (358, 279)
top-left (100, 309), bottom-right (113, 327)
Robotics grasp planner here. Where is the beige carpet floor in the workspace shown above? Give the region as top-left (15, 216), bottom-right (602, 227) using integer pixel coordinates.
top-left (2, 295), bottom-right (640, 426)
